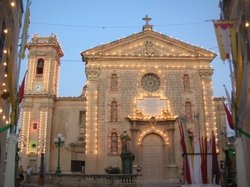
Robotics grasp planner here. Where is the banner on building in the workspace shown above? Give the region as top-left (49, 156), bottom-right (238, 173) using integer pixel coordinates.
top-left (213, 20), bottom-right (237, 61)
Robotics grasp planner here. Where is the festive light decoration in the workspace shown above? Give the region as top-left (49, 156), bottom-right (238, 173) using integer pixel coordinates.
top-left (245, 21), bottom-right (249, 28)
top-left (26, 112), bottom-right (31, 154)
top-left (85, 89), bottom-right (89, 154)
top-left (201, 79), bottom-right (218, 152)
top-left (10, 1), bottom-right (15, 7)
top-left (43, 111), bottom-right (48, 153)
top-left (137, 126), bottom-right (169, 145)
top-left (19, 111), bottom-right (26, 153)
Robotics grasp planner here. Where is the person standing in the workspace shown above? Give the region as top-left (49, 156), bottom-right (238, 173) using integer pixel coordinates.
top-left (26, 166), bottom-right (32, 183)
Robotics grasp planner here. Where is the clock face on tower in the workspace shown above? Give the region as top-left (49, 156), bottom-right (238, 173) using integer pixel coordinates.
top-left (34, 84), bottom-right (42, 92)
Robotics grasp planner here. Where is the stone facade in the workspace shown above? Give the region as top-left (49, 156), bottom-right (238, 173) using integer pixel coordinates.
top-left (19, 25), bottom-right (227, 182)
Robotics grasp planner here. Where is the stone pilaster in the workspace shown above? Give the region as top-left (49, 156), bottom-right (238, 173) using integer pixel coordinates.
top-left (85, 67), bottom-right (100, 173)
top-left (199, 69), bottom-right (216, 137)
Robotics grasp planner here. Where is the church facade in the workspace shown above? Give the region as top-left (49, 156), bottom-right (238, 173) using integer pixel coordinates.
top-left (19, 22), bottom-right (227, 182)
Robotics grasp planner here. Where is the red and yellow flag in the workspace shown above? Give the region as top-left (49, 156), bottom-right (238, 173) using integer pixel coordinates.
top-left (213, 21), bottom-right (237, 61)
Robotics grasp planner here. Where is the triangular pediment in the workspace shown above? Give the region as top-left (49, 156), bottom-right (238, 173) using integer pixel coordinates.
top-left (81, 30), bottom-right (216, 60)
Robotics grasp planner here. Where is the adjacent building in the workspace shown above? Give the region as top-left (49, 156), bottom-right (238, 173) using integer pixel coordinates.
top-left (219, 0), bottom-right (250, 186)
top-left (0, 0), bottom-right (23, 186)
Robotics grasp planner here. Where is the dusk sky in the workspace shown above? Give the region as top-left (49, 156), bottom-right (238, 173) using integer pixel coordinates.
top-left (20, 0), bottom-right (231, 98)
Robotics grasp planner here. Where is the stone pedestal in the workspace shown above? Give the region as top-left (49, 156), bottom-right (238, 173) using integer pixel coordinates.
top-left (120, 152), bottom-right (135, 174)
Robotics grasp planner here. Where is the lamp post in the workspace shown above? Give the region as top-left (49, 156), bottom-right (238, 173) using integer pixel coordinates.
top-left (54, 133), bottom-right (65, 175)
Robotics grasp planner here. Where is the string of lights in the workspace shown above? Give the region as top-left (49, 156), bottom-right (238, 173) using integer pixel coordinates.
top-left (31, 21), bottom-right (209, 29)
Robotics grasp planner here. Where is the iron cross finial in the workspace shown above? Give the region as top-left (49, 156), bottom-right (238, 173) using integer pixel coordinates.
top-left (143, 15), bottom-right (151, 25)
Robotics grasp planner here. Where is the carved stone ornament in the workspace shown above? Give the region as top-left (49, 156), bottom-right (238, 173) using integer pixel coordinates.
top-left (149, 116), bottom-right (157, 126)
top-left (161, 109), bottom-right (170, 119)
top-left (134, 40), bottom-right (160, 56)
top-left (134, 109), bottom-right (144, 119)
top-left (86, 68), bottom-right (101, 80)
top-left (198, 69), bottom-right (213, 81)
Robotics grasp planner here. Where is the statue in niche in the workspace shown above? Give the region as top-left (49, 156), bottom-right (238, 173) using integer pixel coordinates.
top-left (183, 74), bottom-right (191, 91)
top-left (185, 101), bottom-right (193, 122)
top-left (120, 129), bottom-right (131, 153)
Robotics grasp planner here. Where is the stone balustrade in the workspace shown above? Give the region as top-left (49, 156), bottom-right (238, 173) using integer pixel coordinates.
top-left (25, 173), bottom-right (139, 187)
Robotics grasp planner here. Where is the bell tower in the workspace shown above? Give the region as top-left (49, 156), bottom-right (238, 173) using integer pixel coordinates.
top-left (25, 33), bottom-right (63, 96)
top-left (19, 34), bottom-right (63, 172)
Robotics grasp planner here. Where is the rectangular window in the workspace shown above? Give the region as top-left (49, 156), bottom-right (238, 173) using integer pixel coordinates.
top-left (79, 111), bottom-right (86, 125)
top-left (30, 122), bottom-right (39, 132)
top-left (33, 123), bottom-right (38, 130)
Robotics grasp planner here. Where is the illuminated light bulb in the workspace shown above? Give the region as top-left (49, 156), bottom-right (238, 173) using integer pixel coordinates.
top-left (4, 29), bottom-right (8, 34)
top-left (10, 1), bottom-right (15, 6)
top-left (3, 62), bottom-right (7, 66)
top-left (245, 21), bottom-right (250, 27)
top-left (3, 49), bottom-right (7, 54)
top-left (2, 83), bottom-right (6, 86)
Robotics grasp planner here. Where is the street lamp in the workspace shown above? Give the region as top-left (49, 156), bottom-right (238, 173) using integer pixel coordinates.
top-left (54, 133), bottom-right (65, 174)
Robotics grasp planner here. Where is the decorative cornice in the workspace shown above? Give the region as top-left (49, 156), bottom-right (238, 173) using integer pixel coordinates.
top-left (81, 29), bottom-right (216, 62)
top-left (127, 109), bottom-right (178, 121)
top-left (27, 33), bottom-right (64, 57)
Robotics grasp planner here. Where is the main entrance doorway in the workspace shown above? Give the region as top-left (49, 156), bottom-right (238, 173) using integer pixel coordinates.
top-left (141, 133), bottom-right (164, 180)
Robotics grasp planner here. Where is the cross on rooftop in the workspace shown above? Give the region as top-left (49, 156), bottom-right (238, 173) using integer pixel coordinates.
top-left (143, 15), bottom-right (151, 25)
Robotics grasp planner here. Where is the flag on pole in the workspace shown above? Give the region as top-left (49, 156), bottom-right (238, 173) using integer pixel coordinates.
top-left (207, 138), bottom-right (213, 183)
top-left (193, 126), bottom-right (202, 184)
top-left (223, 84), bottom-right (231, 111)
top-left (223, 102), bottom-right (234, 130)
top-left (20, 0), bottom-right (31, 59)
top-left (200, 137), bottom-right (208, 184)
top-left (213, 20), bottom-right (237, 61)
top-left (18, 72), bottom-right (26, 103)
top-left (211, 131), bottom-right (221, 185)
top-left (235, 33), bottom-right (243, 106)
top-left (179, 122), bottom-right (192, 184)
top-left (178, 119), bottom-right (194, 184)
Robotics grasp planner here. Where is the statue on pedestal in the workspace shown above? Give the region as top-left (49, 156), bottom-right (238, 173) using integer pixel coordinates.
top-left (120, 130), bottom-right (131, 153)
top-left (120, 130), bottom-right (134, 174)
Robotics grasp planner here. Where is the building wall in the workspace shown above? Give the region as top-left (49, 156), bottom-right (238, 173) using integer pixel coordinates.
top-left (82, 29), bottom-right (220, 181)
top-left (0, 0), bottom-right (23, 186)
top-left (220, 0), bottom-right (250, 185)
top-left (49, 98), bottom-right (86, 173)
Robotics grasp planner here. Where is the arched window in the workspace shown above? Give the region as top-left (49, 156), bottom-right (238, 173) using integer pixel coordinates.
top-left (110, 73), bottom-right (118, 92)
top-left (185, 101), bottom-right (193, 122)
top-left (110, 132), bottom-right (118, 153)
top-left (183, 74), bottom-right (190, 91)
top-left (110, 101), bottom-right (118, 122)
top-left (36, 58), bottom-right (44, 77)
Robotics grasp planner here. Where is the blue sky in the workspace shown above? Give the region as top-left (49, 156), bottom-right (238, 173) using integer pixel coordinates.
top-left (20, 0), bottom-right (231, 97)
